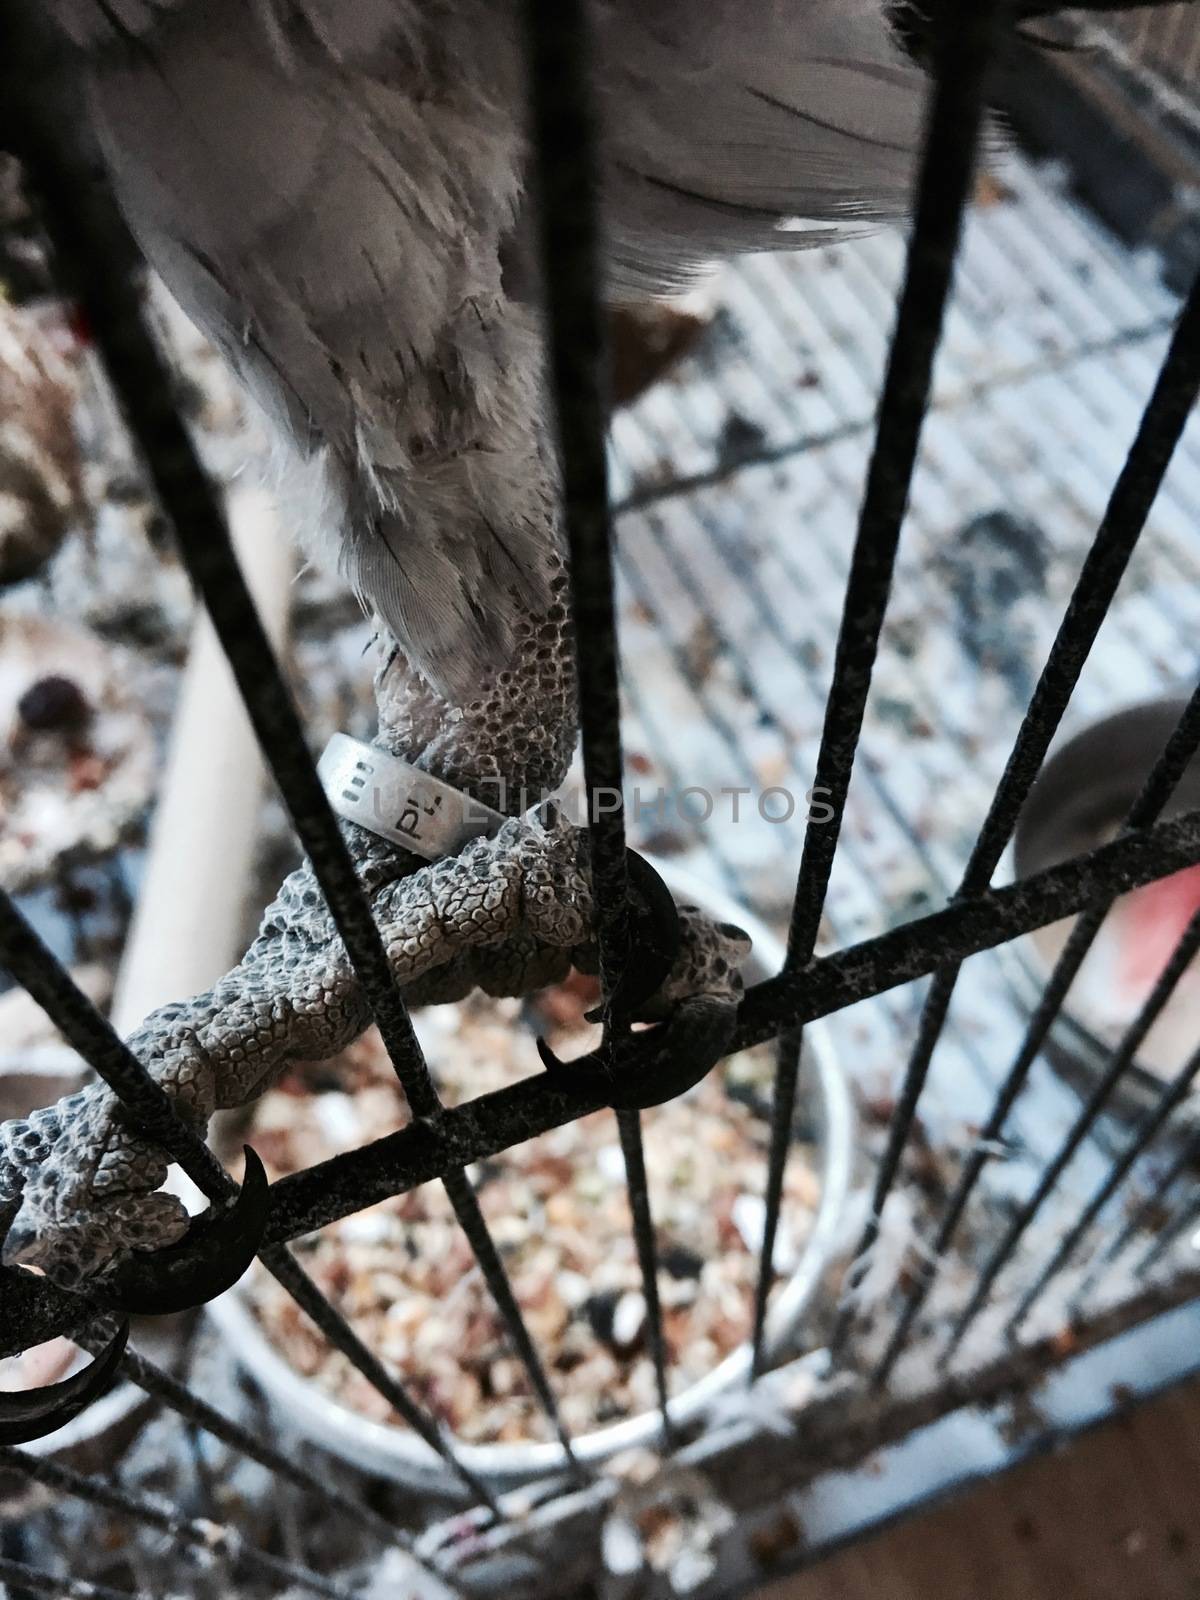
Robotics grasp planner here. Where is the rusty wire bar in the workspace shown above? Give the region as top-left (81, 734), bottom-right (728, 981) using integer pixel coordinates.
top-left (1082, 1116), bottom-right (1200, 1289)
top-left (108, 1346), bottom-right (403, 1548)
top-left (831, 268), bottom-right (1200, 1362)
top-left (0, 891), bottom-right (491, 1512)
top-left (440, 1167), bottom-right (579, 1467)
top-left (750, 1026), bottom-right (805, 1378)
top-left (734, 825), bottom-right (1200, 1046)
top-left (258, 1241), bottom-right (498, 1510)
top-left (525, 0), bottom-right (628, 1004)
top-left (758, 0), bottom-right (1004, 1377)
top-left (614, 1108), bottom-right (673, 1441)
top-left (0, 892), bottom-right (235, 1204)
top-left (261, 1250), bottom-right (494, 1510)
top-left (1007, 1036), bottom-right (1200, 1334)
top-left (1134, 1158), bottom-right (1200, 1277)
top-left (524, 0), bottom-right (671, 1436)
top-left (7, 804), bottom-right (1200, 1361)
top-left (2, 11), bottom-right (579, 1481)
top-left (0, 1555), bottom-right (136, 1600)
top-left (943, 898), bottom-right (1200, 1359)
top-left (779, 3), bottom-right (1000, 973)
top-left (0, 1446), bottom-right (366, 1600)
top-left (876, 677), bottom-right (1200, 1379)
top-left (739, 0), bottom-right (1002, 1368)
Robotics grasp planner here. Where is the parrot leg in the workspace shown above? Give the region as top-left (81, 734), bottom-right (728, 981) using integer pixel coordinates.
top-left (0, 807), bottom-right (750, 1289)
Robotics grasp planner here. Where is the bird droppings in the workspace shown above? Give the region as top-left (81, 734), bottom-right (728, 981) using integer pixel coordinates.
top-left (601, 1460), bottom-right (736, 1594)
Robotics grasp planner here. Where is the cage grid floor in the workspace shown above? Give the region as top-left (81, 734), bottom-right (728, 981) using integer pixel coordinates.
top-left (611, 144), bottom-right (1200, 1298)
top-left (6, 140), bottom-right (1200, 1600)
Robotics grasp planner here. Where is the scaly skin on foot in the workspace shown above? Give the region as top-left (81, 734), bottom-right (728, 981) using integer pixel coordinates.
top-left (0, 561), bottom-right (751, 1289)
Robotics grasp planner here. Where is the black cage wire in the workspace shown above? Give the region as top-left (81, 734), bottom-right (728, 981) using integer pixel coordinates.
top-left (2, 1), bottom-right (1200, 1596)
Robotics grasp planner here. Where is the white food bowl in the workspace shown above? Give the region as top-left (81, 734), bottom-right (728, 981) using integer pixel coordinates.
top-left (205, 861), bottom-right (854, 1493)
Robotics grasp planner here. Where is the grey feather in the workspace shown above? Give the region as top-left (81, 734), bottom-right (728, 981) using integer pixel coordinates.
top-left (595, 0), bottom-right (923, 296)
top-left (45, 0), bottom-right (925, 699)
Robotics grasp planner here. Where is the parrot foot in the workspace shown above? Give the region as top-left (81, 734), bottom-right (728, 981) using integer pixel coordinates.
top-left (0, 811), bottom-right (750, 1295)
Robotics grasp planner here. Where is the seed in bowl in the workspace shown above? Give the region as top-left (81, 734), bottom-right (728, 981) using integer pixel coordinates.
top-left (242, 981), bottom-right (821, 1446)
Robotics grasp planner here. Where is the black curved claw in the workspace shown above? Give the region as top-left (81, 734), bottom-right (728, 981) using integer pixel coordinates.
top-left (0, 1319), bottom-right (129, 1445)
top-left (538, 852), bottom-right (695, 1096)
top-left (536, 1035), bottom-right (569, 1075)
top-left (608, 850), bottom-right (682, 1019)
top-left (604, 999), bottom-right (735, 1110)
top-left (97, 1147), bottom-right (270, 1316)
top-left (538, 1000), bottom-right (735, 1112)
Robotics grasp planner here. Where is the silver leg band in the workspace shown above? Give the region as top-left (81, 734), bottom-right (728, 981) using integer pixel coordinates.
top-left (317, 733), bottom-right (508, 860)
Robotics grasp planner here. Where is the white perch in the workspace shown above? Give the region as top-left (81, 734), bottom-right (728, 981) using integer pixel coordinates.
top-left (111, 482), bottom-right (293, 1035)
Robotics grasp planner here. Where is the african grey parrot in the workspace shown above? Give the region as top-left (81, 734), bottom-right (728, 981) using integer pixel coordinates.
top-left (0, 0), bottom-right (1155, 1292)
top-left (35, 0), bottom-right (1144, 701)
top-left (39, 0), bottom-right (929, 704)
top-left (0, 0), bottom-right (930, 1288)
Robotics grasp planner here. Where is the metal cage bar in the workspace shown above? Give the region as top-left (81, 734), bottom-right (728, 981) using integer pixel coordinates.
top-left (3, 10), bottom-right (580, 1486)
top-left (7, 815), bottom-right (1200, 1355)
top-left (877, 665), bottom-right (1200, 1378)
top-left (1134, 1160), bottom-right (1200, 1277)
top-left (0, 1555), bottom-right (139, 1600)
top-left (256, 1240), bottom-right (498, 1509)
top-left (108, 1345), bottom-right (404, 1548)
top-left (1009, 1034), bottom-right (1200, 1332)
top-left (754, 0), bottom-right (1002, 1374)
top-left (0, 1446), bottom-right (365, 1600)
top-left (0, 3), bottom-right (1199, 1591)
top-left (1086, 1119), bottom-right (1200, 1285)
top-left (828, 265), bottom-right (1200, 1364)
top-left (944, 898), bottom-right (1200, 1358)
top-left (525, 0), bottom-right (673, 1440)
